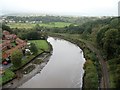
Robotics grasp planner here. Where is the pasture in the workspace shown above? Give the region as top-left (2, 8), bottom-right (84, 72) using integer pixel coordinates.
top-left (7, 22), bottom-right (71, 29)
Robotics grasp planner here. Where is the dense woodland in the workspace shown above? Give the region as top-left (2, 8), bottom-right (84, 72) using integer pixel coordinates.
top-left (2, 16), bottom-right (120, 88)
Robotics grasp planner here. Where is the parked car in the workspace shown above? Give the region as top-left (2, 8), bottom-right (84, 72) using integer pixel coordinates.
top-left (2, 61), bottom-right (8, 65)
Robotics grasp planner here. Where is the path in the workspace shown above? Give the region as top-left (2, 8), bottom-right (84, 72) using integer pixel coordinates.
top-left (80, 39), bottom-right (110, 88)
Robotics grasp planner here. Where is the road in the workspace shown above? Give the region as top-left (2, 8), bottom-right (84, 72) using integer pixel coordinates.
top-left (80, 39), bottom-right (110, 89)
top-left (0, 63), bottom-right (12, 70)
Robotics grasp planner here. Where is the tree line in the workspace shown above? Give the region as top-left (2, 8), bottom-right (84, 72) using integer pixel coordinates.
top-left (5, 15), bottom-right (101, 24)
top-left (2, 24), bottom-right (47, 40)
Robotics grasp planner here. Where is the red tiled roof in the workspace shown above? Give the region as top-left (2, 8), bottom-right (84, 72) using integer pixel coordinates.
top-left (2, 42), bottom-right (27, 59)
top-left (2, 52), bottom-right (10, 59)
top-left (16, 38), bottom-right (25, 44)
top-left (5, 34), bottom-right (17, 40)
top-left (2, 31), bottom-right (27, 59)
top-left (3, 30), bottom-right (10, 35)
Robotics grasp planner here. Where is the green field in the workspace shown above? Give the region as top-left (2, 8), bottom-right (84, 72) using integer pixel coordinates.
top-left (0, 69), bottom-right (15, 85)
top-left (29, 40), bottom-right (49, 52)
top-left (7, 22), bottom-right (71, 28)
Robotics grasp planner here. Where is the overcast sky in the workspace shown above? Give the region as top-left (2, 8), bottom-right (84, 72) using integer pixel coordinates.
top-left (0, 0), bottom-right (119, 16)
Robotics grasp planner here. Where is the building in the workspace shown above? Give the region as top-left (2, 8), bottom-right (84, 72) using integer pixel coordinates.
top-left (2, 30), bottom-right (27, 62)
top-left (0, 40), bottom-right (11, 51)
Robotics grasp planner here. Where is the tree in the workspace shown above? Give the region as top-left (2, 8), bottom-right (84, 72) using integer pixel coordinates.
top-left (110, 18), bottom-right (118, 28)
top-left (34, 24), bottom-right (41, 31)
top-left (30, 43), bottom-right (38, 54)
top-left (116, 64), bottom-right (120, 88)
top-left (96, 25), bottom-right (109, 47)
top-left (11, 50), bottom-right (23, 68)
top-left (103, 29), bottom-right (119, 59)
top-left (2, 24), bottom-right (12, 33)
top-left (27, 31), bottom-right (41, 40)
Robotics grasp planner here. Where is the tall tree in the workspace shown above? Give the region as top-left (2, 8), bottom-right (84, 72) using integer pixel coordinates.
top-left (96, 25), bottom-right (109, 47)
top-left (30, 43), bottom-right (38, 54)
top-left (34, 24), bottom-right (41, 31)
top-left (11, 50), bottom-right (23, 68)
top-left (103, 29), bottom-right (119, 59)
top-left (2, 24), bottom-right (12, 33)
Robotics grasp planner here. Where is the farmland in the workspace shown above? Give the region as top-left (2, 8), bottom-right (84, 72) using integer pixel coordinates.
top-left (7, 22), bottom-right (71, 29)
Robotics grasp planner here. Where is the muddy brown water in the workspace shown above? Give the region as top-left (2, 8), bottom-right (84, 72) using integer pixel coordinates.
top-left (20, 37), bottom-right (86, 88)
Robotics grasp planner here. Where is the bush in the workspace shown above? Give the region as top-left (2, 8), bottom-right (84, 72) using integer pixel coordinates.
top-left (22, 65), bottom-right (35, 74)
top-left (32, 59), bottom-right (43, 64)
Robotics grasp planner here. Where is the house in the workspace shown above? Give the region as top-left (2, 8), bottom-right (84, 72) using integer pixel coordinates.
top-left (2, 30), bottom-right (17, 40)
top-left (2, 42), bottom-right (27, 60)
top-left (16, 38), bottom-right (25, 44)
top-left (3, 30), bottom-right (10, 35)
top-left (2, 52), bottom-right (10, 60)
top-left (0, 40), bottom-right (11, 51)
top-left (4, 34), bottom-right (17, 40)
top-left (2, 31), bottom-right (27, 62)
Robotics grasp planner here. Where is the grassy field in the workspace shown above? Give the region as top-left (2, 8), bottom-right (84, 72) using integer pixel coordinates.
top-left (0, 69), bottom-right (15, 85)
top-left (29, 40), bottom-right (49, 52)
top-left (7, 22), bottom-right (71, 28)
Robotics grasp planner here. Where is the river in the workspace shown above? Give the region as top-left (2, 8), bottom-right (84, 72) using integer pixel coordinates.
top-left (20, 37), bottom-right (86, 88)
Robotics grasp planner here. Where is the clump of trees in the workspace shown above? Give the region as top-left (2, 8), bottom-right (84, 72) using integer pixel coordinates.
top-left (96, 17), bottom-right (120, 88)
top-left (21, 31), bottom-right (41, 40)
top-left (11, 24), bottom-right (46, 40)
top-left (97, 20), bottom-right (120, 59)
top-left (30, 43), bottom-right (38, 54)
top-left (103, 29), bottom-right (120, 59)
top-left (2, 24), bottom-right (12, 33)
top-left (83, 60), bottom-right (98, 88)
top-left (11, 50), bottom-right (23, 68)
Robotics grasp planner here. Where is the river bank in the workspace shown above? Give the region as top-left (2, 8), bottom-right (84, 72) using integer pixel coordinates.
top-left (2, 52), bottom-right (52, 88)
top-left (2, 35), bottom-right (100, 88)
top-left (48, 33), bottom-right (101, 88)
top-left (20, 37), bottom-right (85, 88)
top-left (2, 39), bottom-right (53, 88)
